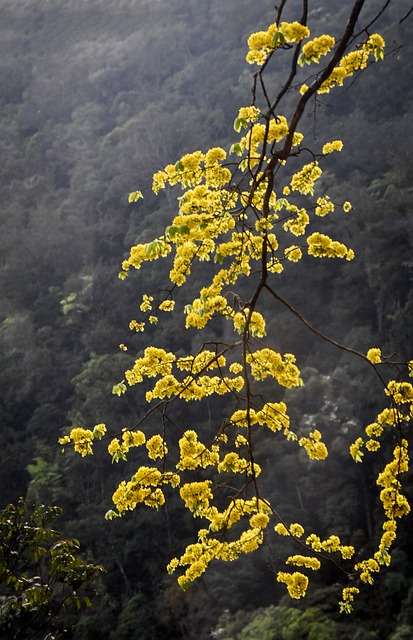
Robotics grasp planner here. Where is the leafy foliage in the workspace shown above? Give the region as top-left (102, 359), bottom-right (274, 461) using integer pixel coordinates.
top-left (0, 499), bottom-right (104, 639)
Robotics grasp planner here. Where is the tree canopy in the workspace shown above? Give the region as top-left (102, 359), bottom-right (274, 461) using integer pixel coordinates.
top-left (58, 0), bottom-right (413, 615)
top-left (1, 0), bottom-right (413, 637)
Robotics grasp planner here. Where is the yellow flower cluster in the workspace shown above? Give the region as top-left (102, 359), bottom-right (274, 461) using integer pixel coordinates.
top-left (376, 441), bottom-right (410, 519)
top-left (185, 289), bottom-right (229, 330)
top-left (349, 436), bottom-right (364, 463)
top-left (146, 434), bottom-right (168, 460)
top-left (346, 440), bottom-right (409, 594)
top-left (180, 480), bottom-right (213, 515)
top-left (298, 429), bottom-right (328, 460)
top-left (290, 162), bottom-right (322, 195)
top-left (233, 309), bottom-right (267, 338)
top-left (59, 423), bottom-right (107, 457)
top-left (169, 520), bottom-right (266, 590)
top-left (284, 245), bottom-right (302, 262)
top-left (176, 350), bottom-right (226, 373)
top-left (176, 430), bottom-right (220, 471)
top-left (322, 140), bottom-right (343, 154)
top-left (354, 558), bottom-right (380, 585)
top-left (159, 299), bottom-right (175, 312)
top-left (286, 554), bottom-right (321, 570)
top-left (108, 429), bottom-right (146, 462)
top-left (237, 116), bottom-right (303, 169)
top-left (277, 571), bottom-right (309, 599)
top-left (126, 347), bottom-right (247, 404)
top-left (237, 106), bottom-right (261, 123)
top-left (300, 35), bottom-right (335, 64)
top-left (278, 21), bottom-right (310, 43)
top-left (283, 206), bottom-right (310, 236)
top-left (246, 24), bottom-right (279, 65)
top-left (339, 587), bottom-right (360, 614)
top-left (246, 348), bottom-right (302, 388)
top-left (125, 347), bottom-right (176, 386)
top-left (217, 452), bottom-right (260, 476)
top-left (111, 467), bottom-right (180, 513)
top-left (373, 519), bottom-right (397, 567)
top-left (366, 347), bottom-right (382, 363)
top-left (385, 380), bottom-right (413, 404)
top-left (307, 232), bottom-right (354, 260)
top-left (317, 34), bottom-right (385, 94)
top-left (129, 320), bottom-right (145, 332)
top-left (230, 401), bottom-right (291, 434)
top-left (315, 196), bottom-right (335, 217)
top-left (140, 294), bottom-right (153, 312)
top-left (152, 148), bottom-right (230, 194)
top-left (274, 522), bottom-right (305, 538)
top-left (305, 533), bottom-right (354, 559)
top-left (246, 21), bottom-right (311, 66)
top-left (249, 513), bottom-right (270, 529)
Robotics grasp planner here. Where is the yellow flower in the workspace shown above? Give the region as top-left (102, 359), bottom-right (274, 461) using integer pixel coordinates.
top-left (286, 555), bottom-right (321, 570)
top-left (315, 196), bottom-right (334, 217)
top-left (66, 427), bottom-right (94, 457)
top-left (366, 347), bottom-right (381, 364)
top-left (340, 587), bottom-right (360, 613)
top-left (350, 437), bottom-right (364, 462)
top-left (249, 513), bottom-right (270, 529)
top-left (108, 438), bottom-right (121, 456)
top-left (277, 571), bottom-right (309, 599)
top-left (140, 294), bottom-right (153, 312)
top-left (289, 523), bottom-right (305, 538)
top-left (237, 106), bottom-right (261, 122)
top-left (159, 299), bottom-right (175, 312)
top-left (307, 232), bottom-right (353, 260)
top-left (146, 434), bottom-right (168, 460)
top-left (301, 35), bottom-right (335, 64)
top-left (290, 162), bottom-right (322, 195)
top-left (274, 522), bottom-right (289, 536)
top-left (284, 246), bottom-right (302, 262)
top-left (322, 140), bottom-right (343, 154)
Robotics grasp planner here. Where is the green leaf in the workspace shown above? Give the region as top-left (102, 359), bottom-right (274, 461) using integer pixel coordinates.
top-left (229, 142), bottom-right (243, 156)
top-left (233, 117), bottom-right (241, 132)
top-left (374, 46), bottom-right (384, 61)
top-left (298, 53), bottom-right (307, 67)
top-left (128, 190), bottom-right (144, 203)
top-left (105, 510), bottom-right (120, 521)
top-left (239, 158), bottom-right (248, 172)
top-left (165, 225), bottom-right (177, 240)
top-left (93, 424), bottom-right (106, 440)
top-left (272, 31), bottom-right (285, 47)
top-left (112, 381), bottom-right (127, 396)
top-left (233, 117), bottom-right (247, 132)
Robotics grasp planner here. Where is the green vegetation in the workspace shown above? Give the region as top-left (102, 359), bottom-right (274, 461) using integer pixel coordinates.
top-left (0, 499), bottom-right (103, 639)
top-left (0, 0), bottom-right (412, 638)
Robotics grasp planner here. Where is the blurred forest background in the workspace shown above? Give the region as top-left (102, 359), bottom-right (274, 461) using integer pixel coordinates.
top-left (1, 0), bottom-right (412, 638)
